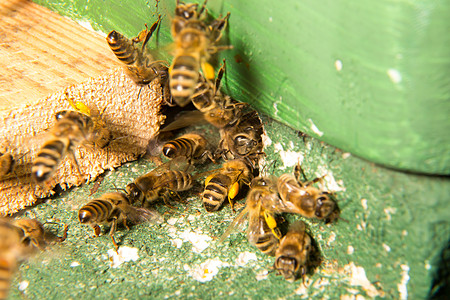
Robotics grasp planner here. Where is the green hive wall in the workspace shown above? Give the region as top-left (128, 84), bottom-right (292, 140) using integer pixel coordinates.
top-left (32, 0), bottom-right (450, 175)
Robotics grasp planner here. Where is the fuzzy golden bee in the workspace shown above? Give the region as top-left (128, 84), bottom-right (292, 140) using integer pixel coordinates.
top-left (202, 159), bottom-right (253, 212)
top-left (218, 176), bottom-right (282, 256)
top-left (274, 220), bottom-right (313, 282)
top-left (170, 0), bottom-right (231, 106)
top-left (31, 99), bottom-right (111, 184)
top-left (78, 192), bottom-right (162, 250)
top-left (273, 164), bottom-right (340, 223)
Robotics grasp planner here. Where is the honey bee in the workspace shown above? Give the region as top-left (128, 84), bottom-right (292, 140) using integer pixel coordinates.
top-left (31, 99), bottom-right (111, 184)
top-left (202, 159), bottom-right (253, 212)
top-left (274, 164), bottom-right (340, 223)
top-left (217, 109), bottom-right (265, 169)
top-left (274, 220), bottom-right (313, 282)
top-left (107, 16), bottom-right (172, 104)
top-left (191, 60), bottom-right (248, 128)
top-left (162, 133), bottom-right (214, 164)
top-left (218, 176), bottom-right (282, 256)
top-left (125, 164), bottom-right (195, 208)
top-left (78, 192), bottom-right (162, 250)
top-left (0, 218), bottom-right (67, 299)
top-left (170, 1), bottom-right (231, 106)
top-left (0, 152), bottom-right (13, 177)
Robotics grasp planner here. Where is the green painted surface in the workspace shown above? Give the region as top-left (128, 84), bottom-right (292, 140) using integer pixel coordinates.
top-left (32, 0), bottom-right (450, 175)
top-left (9, 116), bottom-right (450, 299)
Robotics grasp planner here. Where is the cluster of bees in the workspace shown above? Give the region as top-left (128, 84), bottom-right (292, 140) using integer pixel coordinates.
top-left (0, 0), bottom-right (342, 297)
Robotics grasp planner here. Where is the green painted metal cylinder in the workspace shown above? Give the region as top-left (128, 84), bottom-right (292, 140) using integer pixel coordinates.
top-left (33, 0), bottom-right (450, 175)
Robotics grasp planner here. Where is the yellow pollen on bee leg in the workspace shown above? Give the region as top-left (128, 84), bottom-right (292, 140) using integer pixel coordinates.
top-left (202, 62), bottom-right (215, 81)
top-left (228, 182), bottom-right (240, 199)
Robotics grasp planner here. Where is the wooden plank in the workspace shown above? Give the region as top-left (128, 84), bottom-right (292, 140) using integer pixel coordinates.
top-left (0, 0), bottom-right (122, 110)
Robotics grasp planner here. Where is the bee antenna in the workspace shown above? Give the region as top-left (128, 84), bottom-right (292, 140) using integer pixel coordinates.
top-left (112, 183), bottom-right (127, 193)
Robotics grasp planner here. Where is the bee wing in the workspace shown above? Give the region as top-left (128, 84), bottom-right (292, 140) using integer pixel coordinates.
top-left (126, 206), bottom-right (164, 224)
top-left (216, 207), bottom-right (249, 244)
top-left (160, 110), bottom-right (208, 132)
top-left (246, 211), bottom-right (264, 245)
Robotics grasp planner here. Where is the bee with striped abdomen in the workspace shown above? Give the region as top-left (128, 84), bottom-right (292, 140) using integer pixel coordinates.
top-left (125, 160), bottom-right (196, 208)
top-left (274, 220), bottom-right (313, 282)
top-left (170, 0), bottom-right (231, 106)
top-left (78, 192), bottom-right (162, 250)
top-left (218, 176), bottom-right (282, 256)
top-left (162, 133), bottom-right (214, 164)
top-left (202, 159), bottom-right (252, 212)
top-left (107, 16), bottom-right (172, 105)
top-left (31, 97), bottom-right (111, 184)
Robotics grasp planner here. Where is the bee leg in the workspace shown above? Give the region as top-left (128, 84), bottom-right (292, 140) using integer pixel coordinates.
top-left (91, 224), bottom-right (101, 238)
top-left (57, 225), bottom-right (69, 242)
top-left (68, 151), bottom-right (84, 180)
top-left (198, 0), bottom-right (208, 17)
top-left (108, 218), bottom-right (119, 252)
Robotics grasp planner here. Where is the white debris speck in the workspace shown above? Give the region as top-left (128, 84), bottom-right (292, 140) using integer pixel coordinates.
top-left (70, 261), bottom-right (81, 267)
top-left (398, 264), bottom-right (410, 300)
top-left (235, 251), bottom-right (257, 266)
top-left (308, 119), bottom-right (324, 136)
top-left (361, 199), bottom-right (368, 210)
top-left (187, 215), bottom-right (196, 221)
top-left (261, 132), bottom-right (272, 147)
top-left (179, 230), bottom-right (212, 253)
top-left (347, 245), bottom-right (354, 254)
top-left (273, 143), bottom-right (304, 170)
top-left (295, 282), bottom-right (309, 296)
top-left (402, 230), bottom-right (408, 236)
top-left (387, 68), bottom-right (402, 83)
top-left (18, 281), bottom-right (29, 291)
top-left (327, 232), bottom-right (336, 245)
top-left (172, 238), bottom-right (183, 248)
top-left (167, 218), bottom-right (178, 225)
top-left (375, 263), bottom-right (382, 268)
top-left (107, 246), bottom-right (139, 268)
top-left (316, 167), bottom-right (346, 192)
top-left (187, 259), bottom-right (229, 283)
top-left (269, 16), bottom-right (273, 22)
top-left (345, 262), bottom-right (380, 298)
top-left (175, 290), bottom-right (181, 296)
top-left (256, 269), bottom-right (269, 281)
top-left (356, 224), bottom-right (363, 231)
top-left (75, 19), bottom-right (107, 37)
top-left (384, 207), bottom-right (396, 221)
top-left (335, 60), bottom-right (343, 71)
top-left (342, 152), bottom-right (351, 159)
top-left (425, 262), bottom-right (431, 270)
top-left (131, 167), bottom-right (138, 172)
top-left (382, 243), bottom-right (391, 252)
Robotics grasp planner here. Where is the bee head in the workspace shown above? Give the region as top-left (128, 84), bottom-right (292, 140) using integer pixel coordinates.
top-left (125, 183), bottom-right (145, 205)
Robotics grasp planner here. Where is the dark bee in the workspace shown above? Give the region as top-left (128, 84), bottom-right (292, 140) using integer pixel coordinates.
top-left (217, 109), bottom-right (265, 169)
top-left (107, 16), bottom-right (172, 105)
top-left (162, 133), bottom-right (214, 164)
top-left (78, 192), bottom-right (162, 250)
top-left (125, 165), bottom-right (195, 208)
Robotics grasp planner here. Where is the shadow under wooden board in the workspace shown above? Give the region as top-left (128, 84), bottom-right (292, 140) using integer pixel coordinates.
top-left (9, 115), bottom-right (450, 299)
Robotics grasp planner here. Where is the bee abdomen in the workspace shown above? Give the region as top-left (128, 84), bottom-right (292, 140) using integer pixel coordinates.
top-left (0, 259), bottom-right (13, 300)
top-left (166, 171), bottom-right (193, 191)
top-left (106, 30), bottom-right (138, 65)
top-left (202, 175), bottom-right (230, 212)
top-left (162, 138), bottom-right (194, 159)
top-left (170, 55), bottom-right (200, 106)
top-left (32, 139), bottom-right (68, 183)
top-left (78, 199), bottom-right (114, 224)
top-left (255, 233), bottom-right (278, 256)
